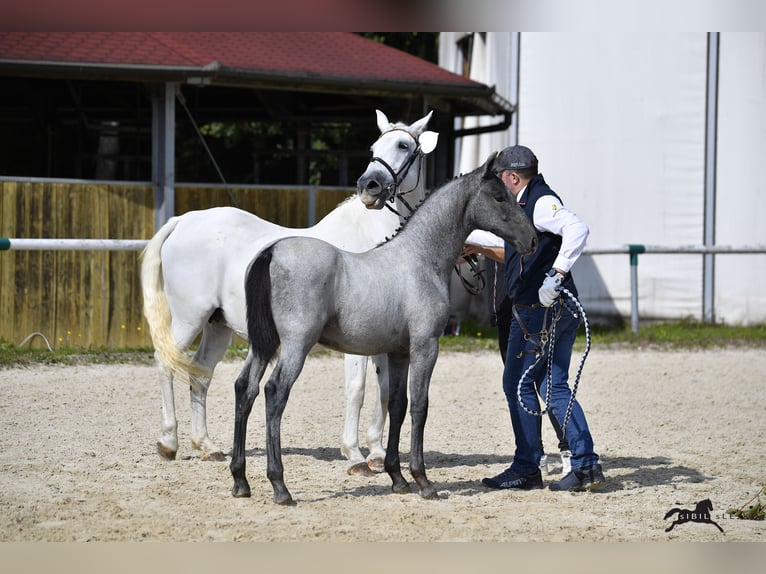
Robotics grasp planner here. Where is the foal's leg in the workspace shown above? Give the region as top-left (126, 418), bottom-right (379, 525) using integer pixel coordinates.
top-left (230, 351), bottom-right (267, 498)
top-left (264, 349), bottom-right (308, 506)
top-left (408, 338), bottom-right (439, 500)
top-left (157, 356), bottom-right (179, 460)
top-left (384, 353), bottom-right (411, 494)
top-left (341, 354), bottom-right (373, 476)
top-left (365, 353), bottom-right (389, 472)
top-left (188, 322), bottom-right (232, 461)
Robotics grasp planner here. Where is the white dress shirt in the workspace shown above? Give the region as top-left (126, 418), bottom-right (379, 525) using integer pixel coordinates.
top-left (464, 185), bottom-right (589, 274)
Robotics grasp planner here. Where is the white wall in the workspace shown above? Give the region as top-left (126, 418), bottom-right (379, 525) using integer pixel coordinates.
top-left (715, 33), bottom-right (766, 324)
top-left (518, 32), bottom-right (708, 321)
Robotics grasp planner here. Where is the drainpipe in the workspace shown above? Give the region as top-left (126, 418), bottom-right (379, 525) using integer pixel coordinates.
top-left (703, 33), bottom-right (719, 323)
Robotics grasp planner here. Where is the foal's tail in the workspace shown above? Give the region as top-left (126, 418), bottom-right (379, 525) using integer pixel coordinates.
top-left (245, 244), bottom-right (280, 364)
top-left (140, 217), bottom-right (209, 381)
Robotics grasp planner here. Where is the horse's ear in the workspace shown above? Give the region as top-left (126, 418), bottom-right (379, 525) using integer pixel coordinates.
top-left (409, 110), bottom-right (434, 135)
top-left (418, 131), bottom-right (439, 154)
top-left (376, 109), bottom-right (392, 134)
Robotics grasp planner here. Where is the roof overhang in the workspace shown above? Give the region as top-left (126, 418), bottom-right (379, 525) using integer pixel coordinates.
top-left (0, 59), bottom-right (515, 118)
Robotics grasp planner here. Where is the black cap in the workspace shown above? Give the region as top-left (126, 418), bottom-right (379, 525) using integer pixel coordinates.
top-left (495, 145), bottom-right (538, 172)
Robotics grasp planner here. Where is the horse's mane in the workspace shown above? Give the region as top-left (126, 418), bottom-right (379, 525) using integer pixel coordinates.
top-left (375, 170), bottom-right (469, 247)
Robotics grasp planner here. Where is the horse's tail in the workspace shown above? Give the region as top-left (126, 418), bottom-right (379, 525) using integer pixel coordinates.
top-left (140, 217), bottom-right (209, 382)
top-left (244, 244), bottom-right (280, 364)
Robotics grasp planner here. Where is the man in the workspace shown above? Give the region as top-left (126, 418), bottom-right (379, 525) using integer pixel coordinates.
top-left (479, 145), bottom-right (604, 492)
top-left (461, 237), bottom-right (572, 476)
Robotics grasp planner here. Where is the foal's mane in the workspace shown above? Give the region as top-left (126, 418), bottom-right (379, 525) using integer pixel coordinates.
top-left (375, 169), bottom-right (473, 247)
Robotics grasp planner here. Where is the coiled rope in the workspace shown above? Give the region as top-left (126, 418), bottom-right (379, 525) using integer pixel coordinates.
top-left (515, 286), bottom-right (591, 434)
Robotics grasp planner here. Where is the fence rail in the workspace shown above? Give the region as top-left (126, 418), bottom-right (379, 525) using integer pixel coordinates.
top-left (0, 179), bottom-right (354, 348)
top-left (1, 239), bottom-right (149, 251)
top-left (4, 239), bottom-right (765, 337)
top-left (583, 244), bottom-right (766, 332)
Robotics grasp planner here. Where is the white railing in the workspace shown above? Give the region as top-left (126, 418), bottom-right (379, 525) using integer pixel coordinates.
top-left (3, 239), bottom-right (765, 332)
top-left (584, 244), bottom-right (766, 332)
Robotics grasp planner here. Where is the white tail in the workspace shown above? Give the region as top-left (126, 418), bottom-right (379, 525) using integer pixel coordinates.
top-left (140, 217), bottom-right (209, 382)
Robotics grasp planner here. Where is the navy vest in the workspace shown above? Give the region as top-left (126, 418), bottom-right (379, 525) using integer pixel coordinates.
top-left (504, 174), bottom-right (578, 305)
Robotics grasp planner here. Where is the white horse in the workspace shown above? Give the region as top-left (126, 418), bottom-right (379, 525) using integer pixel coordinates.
top-left (140, 110), bottom-right (437, 473)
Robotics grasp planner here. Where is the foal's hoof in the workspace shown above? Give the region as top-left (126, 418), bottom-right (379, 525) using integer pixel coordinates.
top-left (392, 479), bottom-right (412, 495)
top-left (201, 450), bottom-right (226, 462)
top-left (347, 462), bottom-right (374, 477)
top-left (157, 443), bottom-right (177, 461)
top-left (420, 485), bottom-right (440, 500)
top-left (367, 457), bottom-right (385, 473)
top-left (274, 494), bottom-right (296, 506)
top-left (231, 482), bottom-right (251, 498)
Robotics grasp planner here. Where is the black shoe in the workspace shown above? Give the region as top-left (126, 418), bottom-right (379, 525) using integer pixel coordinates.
top-left (482, 467), bottom-right (543, 490)
top-left (548, 463), bottom-right (605, 492)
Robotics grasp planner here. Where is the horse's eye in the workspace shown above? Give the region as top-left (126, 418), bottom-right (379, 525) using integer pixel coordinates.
top-left (398, 142), bottom-right (409, 151)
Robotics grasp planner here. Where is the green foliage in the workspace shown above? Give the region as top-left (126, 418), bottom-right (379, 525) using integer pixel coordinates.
top-left (582, 318), bottom-right (766, 350)
top-left (1, 320), bottom-right (764, 368)
top-left (0, 340), bottom-right (154, 368)
top-left (439, 318), bottom-right (766, 354)
top-left (357, 33), bottom-right (439, 64)
top-left (727, 485), bottom-right (766, 520)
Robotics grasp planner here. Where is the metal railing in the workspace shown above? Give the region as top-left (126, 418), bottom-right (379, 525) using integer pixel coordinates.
top-left (584, 244), bottom-right (766, 332)
top-left (3, 239), bottom-right (765, 333)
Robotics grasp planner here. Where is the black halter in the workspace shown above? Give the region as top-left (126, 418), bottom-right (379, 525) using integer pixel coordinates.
top-left (369, 128), bottom-right (424, 216)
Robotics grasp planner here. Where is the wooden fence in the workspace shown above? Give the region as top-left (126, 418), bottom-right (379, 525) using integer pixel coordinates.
top-left (0, 179), bottom-right (353, 349)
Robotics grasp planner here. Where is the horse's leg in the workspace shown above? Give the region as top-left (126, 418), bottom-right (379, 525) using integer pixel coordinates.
top-left (188, 322), bottom-right (232, 461)
top-left (365, 353), bottom-right (389, 472)
top-left (264, 348), bottom-right (307, 506)
top-left (230, 351), bottom-right (267, 498)
top-left (407, 338), bottom-right (439, 500)
top-left (341, 354), bottom-right (373, 476)
top-left (156, 356), bottom-right (178, 460)
top-left (384, 353), bottom-right (411, 494)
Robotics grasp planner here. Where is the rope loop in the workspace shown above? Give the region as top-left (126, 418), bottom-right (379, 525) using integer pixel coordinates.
top-left (515, 287), bottom-right (591, 435)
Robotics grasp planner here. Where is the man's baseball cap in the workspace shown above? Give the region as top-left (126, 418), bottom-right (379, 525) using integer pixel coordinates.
top-left (495, 145), bottom-right (538, 172)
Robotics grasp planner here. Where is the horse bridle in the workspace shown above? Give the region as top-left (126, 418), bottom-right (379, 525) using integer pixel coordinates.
top-left (369, 128), bottom-right (424, 216)
top-left (371, 127), bottom-right (487, 296)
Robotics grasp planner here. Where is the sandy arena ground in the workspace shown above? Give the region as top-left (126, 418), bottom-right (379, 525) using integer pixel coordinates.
top-left (1, 348), bottom-right (764, 542)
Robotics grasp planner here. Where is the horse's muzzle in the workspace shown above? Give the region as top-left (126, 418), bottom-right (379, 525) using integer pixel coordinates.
top-left (356, 176), bottom-right (390, 210)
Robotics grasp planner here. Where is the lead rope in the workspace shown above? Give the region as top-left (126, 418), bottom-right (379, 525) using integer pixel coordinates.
top-left (454, 254), bottom-right (486, 295)
top-left (515, 286), bottom-right (591, 435)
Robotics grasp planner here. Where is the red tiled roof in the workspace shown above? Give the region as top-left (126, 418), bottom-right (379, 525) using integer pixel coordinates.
top-left (0, 32), bottom-right (478, 88)
top-left (0, 32), bottom-right (513, 115)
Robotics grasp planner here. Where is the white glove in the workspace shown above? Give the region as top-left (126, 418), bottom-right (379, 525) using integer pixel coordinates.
top-left (538, 271), bottom-right (563, 307)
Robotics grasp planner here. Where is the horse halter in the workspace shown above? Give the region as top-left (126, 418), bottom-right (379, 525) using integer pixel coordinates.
top-left (369, 128), bottom-right (424, 216)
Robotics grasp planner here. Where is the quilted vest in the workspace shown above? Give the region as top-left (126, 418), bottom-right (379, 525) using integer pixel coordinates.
top-left (503, 174), bottom-right (578, 305)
